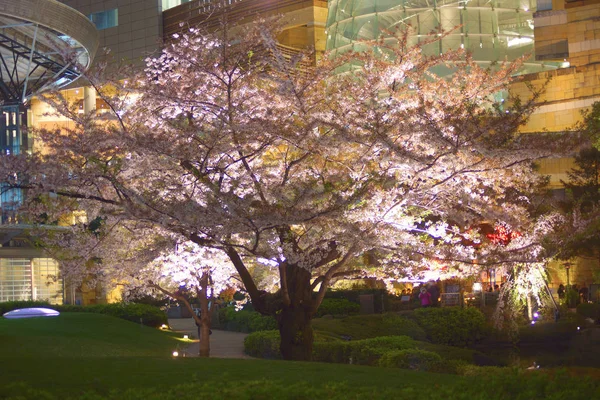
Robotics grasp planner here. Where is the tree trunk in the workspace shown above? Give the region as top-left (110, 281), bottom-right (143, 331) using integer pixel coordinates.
top-left (278, 302), bottom-right (314, 361)
top-left (277, 265), bottom-right (314, 361)
top-left (195, 274), bottom-right (211, 357)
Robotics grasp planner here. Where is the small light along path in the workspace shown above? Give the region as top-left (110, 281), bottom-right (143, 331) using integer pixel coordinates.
top-left (168, 318), bottom-right (252, 358)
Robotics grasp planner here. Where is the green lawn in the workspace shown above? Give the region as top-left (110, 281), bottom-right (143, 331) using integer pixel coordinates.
top-left (0, 312), bottom-right (182, 357)
top-left (0, 313), bottom-right (460, 397)
top-left (1, 313), bottom-right (598, 399)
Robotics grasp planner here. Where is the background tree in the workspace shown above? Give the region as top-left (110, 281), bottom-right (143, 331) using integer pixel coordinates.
top-left (35, 214), bottom-right (239, 357)
top-left (546, 103), bottom-right (600, 265)
top-left (1, 23), bottom-right (567, 360)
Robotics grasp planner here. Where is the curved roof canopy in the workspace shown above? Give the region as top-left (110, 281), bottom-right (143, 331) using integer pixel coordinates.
top-left (0, 0), bottom-right (98, 105)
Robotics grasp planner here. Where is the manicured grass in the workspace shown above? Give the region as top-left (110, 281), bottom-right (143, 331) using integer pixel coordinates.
top-left (0, 312), bottom-right (183, 357)
top-left (1, 312), bottom-right (599, 399)
top-left (0, 312), bottom-right (460, 397)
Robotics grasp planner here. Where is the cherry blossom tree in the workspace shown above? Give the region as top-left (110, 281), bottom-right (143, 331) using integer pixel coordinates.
top-left (35, 214), bottom-right (240, 356)
top-left (143, 240), bottom-right (239, 357)
top-left (0, 23), bottom-right (571, 360)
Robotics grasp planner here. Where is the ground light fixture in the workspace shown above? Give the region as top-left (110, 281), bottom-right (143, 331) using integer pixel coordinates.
top-left (3, 307), bottom-right (60, 319)
top-left (183, 335), bottom-right (189, 339)
top-left (172, 351), bottom-right (179, 357)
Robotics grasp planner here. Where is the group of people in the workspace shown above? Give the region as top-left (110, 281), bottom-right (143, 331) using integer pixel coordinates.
top-left (557, 283), bottom-right (590, 303)
top-left (401, 281), bottom-right (441, 307)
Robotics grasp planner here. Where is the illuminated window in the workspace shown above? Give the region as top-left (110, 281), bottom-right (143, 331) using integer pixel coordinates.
top-left (89, 9), bottom-right (118, 30)
top-left (162, 0), bottom-right (191, 11)
top-left (0, 258), bottom-right (63, 304)
top-left (538, 0), bottom-right (552, 11)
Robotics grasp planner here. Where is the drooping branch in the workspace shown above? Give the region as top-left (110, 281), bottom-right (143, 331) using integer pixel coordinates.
top-left (149, 282), bottom-right (201, 327)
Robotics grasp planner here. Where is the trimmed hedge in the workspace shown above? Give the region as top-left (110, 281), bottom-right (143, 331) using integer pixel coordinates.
top-left (244, 331), bottom-right (416, 366)
top-left (315, 298), bottom-right (360, 317)
top-left (0, 301), bottom-right (167, 328)
top-left (379, 348), bottom-right (442, 371)
top-left (325, 289), bottom-right (389, 313)
top-left (218, 308), bottom-right (277, 333)
top-left (314, 336), bottom-right (415, 365)
top-left (411, 307), bottom-right (487, 346)
top-left (244, 330), bottom-right (281, 359)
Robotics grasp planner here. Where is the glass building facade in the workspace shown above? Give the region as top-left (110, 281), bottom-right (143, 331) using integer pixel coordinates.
top-left (0, 258), bottom-right (62, 303)
top-left (326, 0), bottom-right (557, 75)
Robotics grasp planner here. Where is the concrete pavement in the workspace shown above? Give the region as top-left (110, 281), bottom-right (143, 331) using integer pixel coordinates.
top-left (168, 318), bottom-right (251, 358)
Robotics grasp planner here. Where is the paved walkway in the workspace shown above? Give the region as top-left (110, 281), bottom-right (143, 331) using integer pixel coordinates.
top-left (168, 318), bottom-right (251, 358)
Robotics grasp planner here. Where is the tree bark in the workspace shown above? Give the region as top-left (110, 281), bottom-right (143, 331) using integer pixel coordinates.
top-left (277, 264), bottom-right (314, 361)
top-left (195, 274), bottom-right (211, 357)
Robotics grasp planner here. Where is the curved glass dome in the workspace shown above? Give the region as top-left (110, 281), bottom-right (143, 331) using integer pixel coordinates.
top-left (326, 0), bottom-right (558, 75)
top-left (0, 0), bottom-right (98, 104)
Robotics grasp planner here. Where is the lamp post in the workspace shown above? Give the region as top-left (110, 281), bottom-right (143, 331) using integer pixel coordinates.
top-left (564, 262), bottom-right (572, 289)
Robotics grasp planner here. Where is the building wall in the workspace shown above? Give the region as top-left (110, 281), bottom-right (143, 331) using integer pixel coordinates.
top-left (510, 0), bottom-right (600, 134)
top-left (163, 0), bottom-right (328, 59)
top-left (58, 0), bottom-right (163, 65)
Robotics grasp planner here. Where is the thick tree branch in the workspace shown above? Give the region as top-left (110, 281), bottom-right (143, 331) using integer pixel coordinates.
top-left (312, 246), bottom-right (357, 314)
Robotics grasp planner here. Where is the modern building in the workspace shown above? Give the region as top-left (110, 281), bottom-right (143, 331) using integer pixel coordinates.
top-left (325, 0), bottom-right (600, 294)
top-left (0, 0), bottom-right (98, 304)
top-left (510, 0), bottom-right (600, 292)
top-left (326, 0), bottom-right (557, 75)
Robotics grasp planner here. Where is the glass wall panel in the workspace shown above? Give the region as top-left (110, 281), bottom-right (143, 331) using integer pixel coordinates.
top-left (0, 258), bottom-right (63, 303)
top-left (0, 259), bottom-right (31, 302)
top-left (326, 0), bottom-right (556, 75)
top-left (33, 258), bottom-right (63, 304)
top-left (89, 9), bottom-right (119, 30)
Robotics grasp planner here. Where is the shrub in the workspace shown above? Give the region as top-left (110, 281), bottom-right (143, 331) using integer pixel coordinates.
top-left (218, 307), bottom-right (277, 333)
top-left (245, 331), bottom-right (416, 365)
top-left (378, 348), bottom-right (442, 371)
top-left (411, 307), bottom-right (487, 346)
top-left (0, 301), bottom-right (167, 328)
top-left (324, 289), bottom-right (389, 313)
top-left (244, 330), bottom-right (281, 359)
top-left (577, 303), bottom-right (600, 320)
top-left (346, 336), bottom-right (415, 365)
top-left (380, 313), bottom-right (428, 341)
top-left (314, 298), bottom-right (360, 317)
top-left (314, 335), bottom-right (416, 366)
top-left (518, 321), bottom-right (579, 344)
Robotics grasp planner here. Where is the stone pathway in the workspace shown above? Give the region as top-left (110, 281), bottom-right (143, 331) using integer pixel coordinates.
top-left (168, 318), bottom-right (251, 358)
